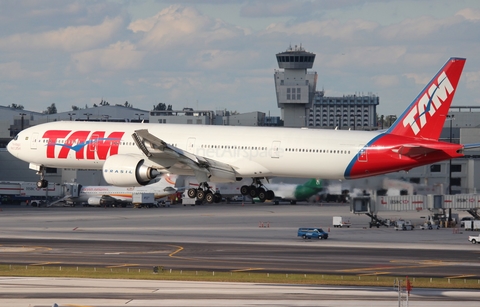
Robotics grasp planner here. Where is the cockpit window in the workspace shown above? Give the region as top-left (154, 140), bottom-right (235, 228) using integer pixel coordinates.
top-left (13, 135), bottom-right (18, 141)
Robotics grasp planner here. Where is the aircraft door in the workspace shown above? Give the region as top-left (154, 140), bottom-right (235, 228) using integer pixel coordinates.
top-left (271, 141), bottom-right (281, 158)
top-left (357, 146), bottom-right (367, 162)
top-left (187, 137), bottom-right (196, 152)
top-left (30, 132), bottom-right (39, 149)
top-left (89, 133), bottom-right (99, 155)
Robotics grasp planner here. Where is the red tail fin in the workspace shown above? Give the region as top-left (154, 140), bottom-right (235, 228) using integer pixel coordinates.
top-left (387, 58), bottom-right (465, 140)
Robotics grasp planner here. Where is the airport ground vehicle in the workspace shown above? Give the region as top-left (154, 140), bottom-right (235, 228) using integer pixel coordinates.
top-left (297, 228), bottom-right (329, 239)
top-left (468, 234), bottom-right (480, 244)
top-left (419, 222), bottom-right (440, 230)
top-left (182, 196), bottom-right (197, 206)
top-left (464, 220), bottom-right (480, 231)
top-left (132, 193), bottom-right (156, 208)
top-left (394, 220), bottom-right (414, 231)
top-left (460, 217), bottom-right (474, 227)
top-left (29, 199), bottom-right (47, 207)
top-left (332, 216), bottom-right (351, 228)
top-left (0, 181), bottom-right (62, 204)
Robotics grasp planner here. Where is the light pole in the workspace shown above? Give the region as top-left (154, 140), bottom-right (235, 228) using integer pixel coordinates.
top-left (447, 114), bottom-right (455, 195)
top-left (68, 112), bottom-right (76, 121)
top-left (19, 113), bottom-right (26, 131)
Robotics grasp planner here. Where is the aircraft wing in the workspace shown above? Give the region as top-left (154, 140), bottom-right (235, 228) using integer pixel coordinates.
top-left (132, 129), bottom-right (237, 183)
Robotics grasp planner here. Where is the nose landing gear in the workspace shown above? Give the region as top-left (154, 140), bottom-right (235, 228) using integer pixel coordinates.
top-left (34, 165), bottom-right (48, 188)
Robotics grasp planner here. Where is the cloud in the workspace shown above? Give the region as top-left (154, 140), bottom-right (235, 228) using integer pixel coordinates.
top-left (456, 8), bottom-right (480, 21)
top-left (0, 61), bottom-right (45, 80)
top-left (1, 1), bottom-right (480, 117)
top-left (264, 19), bottom-right (378, 40)
top-left (0, 16), bottom-right (125, 52)
top-left (240, 1), bottom-right (316, 18)
top-left (71, 41), bottom-right (145, 74)
top-left (129, 5), bottom-right (245, 51)
top-left (372, 74), bottom-right (400, 87)
top-left (464, 71), bottom-right (480, 90)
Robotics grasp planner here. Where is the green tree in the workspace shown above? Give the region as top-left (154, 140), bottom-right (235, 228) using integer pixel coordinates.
top-left (43, 103), bottom-right (57, 114)
top-left (376, 114), bottom-right (397, 129)
top-left (153, 103), bottom-right (166, 110)
top-left (124, 101), bottom-right (133, 108)
top-left (8, 103), bottom-right (24, 110)
top-left (71, 105), bottom-right (80, 111)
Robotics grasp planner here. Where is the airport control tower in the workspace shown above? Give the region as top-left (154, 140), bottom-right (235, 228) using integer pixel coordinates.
top-left (274, 45), bottom-right (317, 127)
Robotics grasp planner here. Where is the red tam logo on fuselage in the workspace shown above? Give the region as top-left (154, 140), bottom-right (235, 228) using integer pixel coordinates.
top-left (42, 130), bottom-right (125, 160)
top-left (402, 71), bottom-right (454, 135)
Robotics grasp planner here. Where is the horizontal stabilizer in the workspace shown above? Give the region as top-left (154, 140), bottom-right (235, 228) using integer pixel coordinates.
top-left (463, 143), bottom-right (480, 150)
top-left (392, 145), bottom-right (439, 157)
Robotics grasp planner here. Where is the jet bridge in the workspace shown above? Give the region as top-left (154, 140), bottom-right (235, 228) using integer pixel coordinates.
top-left (350, 195), bottom-right (390, 228)
top-left (351, 193), bottom-right (480, 227)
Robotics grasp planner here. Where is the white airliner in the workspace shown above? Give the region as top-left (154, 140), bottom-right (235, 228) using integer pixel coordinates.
top-left (59, 174), bottom-right (177, 207)
top-left (7, 58), bottom-right (476, 203)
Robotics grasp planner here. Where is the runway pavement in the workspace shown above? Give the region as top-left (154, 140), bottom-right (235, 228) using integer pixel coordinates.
top-left (0, 202), bottom-right (479, 306)
top-left (0, 277), bottom-right (479, 307)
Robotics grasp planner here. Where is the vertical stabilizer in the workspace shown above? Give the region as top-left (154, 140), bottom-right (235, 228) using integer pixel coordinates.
top-left (387, 58), bottom-right (465, 140)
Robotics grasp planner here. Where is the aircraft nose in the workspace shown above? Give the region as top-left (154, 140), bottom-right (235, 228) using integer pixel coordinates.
top-left (7, 141), bottom-right (13, 154)
top-left (6, 134), bottom-right (20, 157)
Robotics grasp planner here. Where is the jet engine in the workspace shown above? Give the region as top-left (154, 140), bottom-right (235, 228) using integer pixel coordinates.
top-left (87, 196), bottom-right (103, 206)
top-left (102, 154), bottom-right (159, 186)
top-left (87, 196), bottom-right (116, 206)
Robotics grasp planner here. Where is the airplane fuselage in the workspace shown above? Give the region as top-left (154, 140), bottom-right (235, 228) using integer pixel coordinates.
top-left (7, 121), bottom-right (463, 181)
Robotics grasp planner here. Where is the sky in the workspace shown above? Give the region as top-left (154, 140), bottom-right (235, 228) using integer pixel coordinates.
top-left (1, 0), bottom-right (480, 117)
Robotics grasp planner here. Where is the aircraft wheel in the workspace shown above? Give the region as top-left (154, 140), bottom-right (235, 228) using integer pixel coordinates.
top-left (187, 188), bottom-right (197, 198)
top-left (249, 185), bottom-right (257, 197)
top-left (205, 192), bottom-right (214, 204)
top-left (196, 190), bottom-right (205, 201)
top-left (266, 190), bottom-right (275, 200)
top-left (37, 180), bottom-right (48, 188)
top-left (214, 193), bottom-right (222, 203)
top-left (257, 189), bottom-right (267, 202)
top-left (240, 185), bottom-right (250, 196)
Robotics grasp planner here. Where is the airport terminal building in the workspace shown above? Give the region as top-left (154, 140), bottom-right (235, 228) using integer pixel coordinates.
top-left (307, 90), bottom-right (379, 129)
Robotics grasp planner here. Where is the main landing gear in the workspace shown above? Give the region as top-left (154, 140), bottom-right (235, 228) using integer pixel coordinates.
top-left (187, 182), bottom-right (222, 204)
top-left (240, 178), bottom-right (275, 202)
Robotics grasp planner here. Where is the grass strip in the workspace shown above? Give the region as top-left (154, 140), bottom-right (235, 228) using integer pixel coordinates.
top-left (0, 265), bottom-right (479, 289)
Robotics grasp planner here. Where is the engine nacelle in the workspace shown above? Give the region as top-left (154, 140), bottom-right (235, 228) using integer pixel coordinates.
top-left (102, 154), bottom-right (159, 186)
top-left (87, 196), bottom-right (102, 206)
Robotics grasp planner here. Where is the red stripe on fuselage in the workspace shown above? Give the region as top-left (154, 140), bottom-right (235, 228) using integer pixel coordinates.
top-left (347, 134), bottom-right (463, 179)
